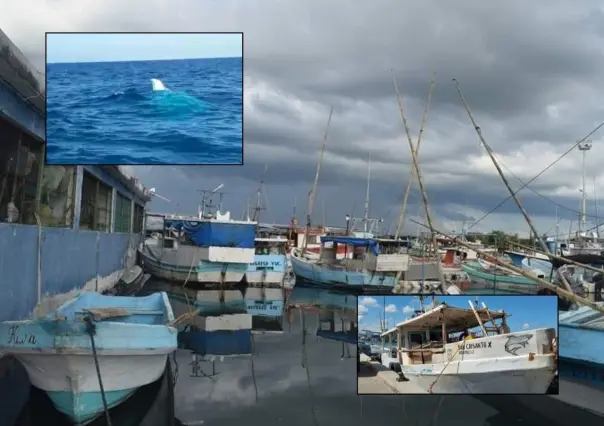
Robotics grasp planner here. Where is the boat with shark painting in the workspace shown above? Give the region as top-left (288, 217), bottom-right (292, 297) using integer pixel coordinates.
top-left (380, 299), bottom-right (557, 394)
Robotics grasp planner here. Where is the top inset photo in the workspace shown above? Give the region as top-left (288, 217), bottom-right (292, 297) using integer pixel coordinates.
top-left (45, 32), bottom-right (243, 165)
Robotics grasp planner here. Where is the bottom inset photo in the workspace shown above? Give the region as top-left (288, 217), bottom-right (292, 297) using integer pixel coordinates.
top-left (357, 295), bottom-right (559, 395)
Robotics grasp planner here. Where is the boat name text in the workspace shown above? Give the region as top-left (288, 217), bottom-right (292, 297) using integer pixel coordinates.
top-left (252, 261), bottom-right (283, 267)
top-left (7, 326), bottom-right (37, 345)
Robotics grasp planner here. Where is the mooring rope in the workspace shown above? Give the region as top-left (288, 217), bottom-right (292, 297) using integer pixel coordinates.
top-left (84, 315), bottom-right (112, 426)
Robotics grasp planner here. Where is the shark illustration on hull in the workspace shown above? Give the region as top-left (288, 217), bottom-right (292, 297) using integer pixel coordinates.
top-left (504, 334), bottom-right (533, 355)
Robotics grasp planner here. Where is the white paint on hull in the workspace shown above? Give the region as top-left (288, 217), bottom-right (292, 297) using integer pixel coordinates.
top-left (245, 287), bottom-right (284, 302)
top-left (198, 314), bottom-right (252, 331)
top-left (16, 353), bottom-right (169, 392)
top-left (245, 270), bottom-right (285, 285)
top-left (205, 247), bottom-right (255, 264)
top-left (402, 355), bottom-right (555, 394)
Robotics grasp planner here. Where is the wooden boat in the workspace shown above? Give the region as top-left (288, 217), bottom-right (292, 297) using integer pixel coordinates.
top-left (290, 236), bottom-right (410, 290)
top-left (0, 292), bottom-right (177, 424)
top-left (382, 300), bottom-right (557, 393)
top-left (462, 259), bottom-right (543, 294)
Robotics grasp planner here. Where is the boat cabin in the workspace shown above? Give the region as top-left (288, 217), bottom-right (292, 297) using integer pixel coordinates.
top-left (318, 236), bottom-right (409, 272)
top-left (383, 302), bottom-right (514, 366)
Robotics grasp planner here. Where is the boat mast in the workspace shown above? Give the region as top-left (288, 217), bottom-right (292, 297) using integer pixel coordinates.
top-left (364, 158), bottom-right (370, 234)
top-left (303, 106), bottom-right (334, 253)
top-left (578, 141), bottom-right (592, 234)
top-left (394, 74), bottom-right (436, 240)
top-left (393, 74), bottom-right (447, 290)
top-left (595, 177), bottom-right (600, 238)
top-left (252, 164), bottom-right (268, 223)
top-left (453, 79), bottom-right (573, 292)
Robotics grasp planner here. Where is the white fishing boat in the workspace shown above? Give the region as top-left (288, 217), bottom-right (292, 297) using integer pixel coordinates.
top-left (382, 300), bottom-right (557, 394)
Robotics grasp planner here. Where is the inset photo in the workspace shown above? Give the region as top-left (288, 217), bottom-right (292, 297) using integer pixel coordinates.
top-left (357, 295), bottom-right (559, 395)
top-left (46, 32), bottom-right (243, 165)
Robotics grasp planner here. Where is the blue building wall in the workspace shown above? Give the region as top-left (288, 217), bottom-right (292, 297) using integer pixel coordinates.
top-left (0, 224), bottom-right (140, 322)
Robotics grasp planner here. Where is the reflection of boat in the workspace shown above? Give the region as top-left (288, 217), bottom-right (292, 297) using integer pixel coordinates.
top-left (382, 300), bottom-right (557, 393)
top-left (245, 233), bottom-right (289, 333)
top-left (0, 292), bottom-right (177, 424)
top-left (287, 285), bottom-right (357, 344)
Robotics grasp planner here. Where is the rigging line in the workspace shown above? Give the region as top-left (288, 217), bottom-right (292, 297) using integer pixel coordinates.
top-left (489, 150), bottom-right (603, 220)
top-left (466, 119), bottom-right (604, 231)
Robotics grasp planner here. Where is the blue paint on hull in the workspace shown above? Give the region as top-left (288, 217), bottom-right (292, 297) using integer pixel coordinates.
top-left (178, 329), bottom-right (252, 356)
top-left (290, 254), bottom-right (397, 288)
top-left (47, 388), bottom-right (135, 424)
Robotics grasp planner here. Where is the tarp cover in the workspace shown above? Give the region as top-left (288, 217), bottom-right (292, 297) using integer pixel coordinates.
top-left (165, 220), bottom-right (255, 248)
top-left (320, 236), bottom-right (379, 255)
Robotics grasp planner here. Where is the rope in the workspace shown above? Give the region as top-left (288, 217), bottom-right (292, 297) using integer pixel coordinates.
top-left (426, 342), bottom-right (471, 394)
top-left (83, 315), bottom-right (112, 426)
top-left (172, 351), bottom-right (179, 389)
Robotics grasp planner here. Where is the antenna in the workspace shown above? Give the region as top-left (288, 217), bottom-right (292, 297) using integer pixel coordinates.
top-left (148, 188), bottom-right (170, 202)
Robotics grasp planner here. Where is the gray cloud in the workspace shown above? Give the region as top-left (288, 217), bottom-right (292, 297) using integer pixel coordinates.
top-left (4, 0), bottom-right (604, 236)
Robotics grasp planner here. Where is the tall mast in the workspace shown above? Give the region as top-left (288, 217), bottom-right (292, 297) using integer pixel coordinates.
top-left (303, 106), bottom-right (334, 253)
top-left (578, 141), bottom-right (592, 234)
top-left (364, 151), bottom-right (372, 233)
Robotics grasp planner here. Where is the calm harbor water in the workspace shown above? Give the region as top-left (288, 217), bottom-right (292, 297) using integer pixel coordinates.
top-left (169, 282), bottom-right (603, 426)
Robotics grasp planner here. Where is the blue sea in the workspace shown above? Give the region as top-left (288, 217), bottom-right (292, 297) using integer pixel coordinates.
top-left (46, 57), bottom-right (243, 165)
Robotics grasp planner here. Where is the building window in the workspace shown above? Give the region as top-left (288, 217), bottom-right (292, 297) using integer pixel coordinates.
top-left (133, 203), bottom-right (144, 233)
top-left (39, 165), bottom-right (76, 227)
top-left (115, 192), bottom-right (132, 233)
top-left (80, 171), bottom-right (112, 231)
top-left (0, 121), bottom-right (43, 225)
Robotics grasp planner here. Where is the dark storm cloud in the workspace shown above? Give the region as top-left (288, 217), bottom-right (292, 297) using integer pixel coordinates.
top-left (5, 0), bottom-right (604, 232)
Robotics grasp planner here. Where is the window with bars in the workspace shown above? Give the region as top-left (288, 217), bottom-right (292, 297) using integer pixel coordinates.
top-left (79, 171), bottom-right (112, 231)
top-left (132, 203), bottom-right (144, 233)
top-left (115, 192), bottom-right (132, 233)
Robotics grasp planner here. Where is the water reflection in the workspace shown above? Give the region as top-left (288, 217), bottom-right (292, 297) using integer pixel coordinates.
top-left (171, 280), bottom-right (603, 426)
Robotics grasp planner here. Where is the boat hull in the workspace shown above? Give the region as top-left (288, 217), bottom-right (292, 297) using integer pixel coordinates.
top-left (462, 262), bottom-right (541, 294)
top-left (246, 253), bottom-right (287, 285)
top-left (290, 249), bottom-right (398, 289)
top-left (19, 353), bottom-right (169, 423)
top-left (403, 355), bottom-right (555, 394)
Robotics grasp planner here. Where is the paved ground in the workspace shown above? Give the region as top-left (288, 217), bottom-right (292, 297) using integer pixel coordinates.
top-left (357, 364), bottom-right (393, 394)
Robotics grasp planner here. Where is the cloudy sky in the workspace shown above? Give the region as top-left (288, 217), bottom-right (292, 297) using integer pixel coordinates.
top-left (5, 0), bottom-right (604, 237)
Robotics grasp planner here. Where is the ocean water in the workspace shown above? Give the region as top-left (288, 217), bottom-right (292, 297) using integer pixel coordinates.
top-left (46, 57), bottom-right (242, 165)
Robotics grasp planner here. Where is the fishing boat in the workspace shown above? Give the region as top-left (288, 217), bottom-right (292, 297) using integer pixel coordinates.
top-left (0, 292), bottom-right (177, 424)
top-left (383, 300), bottom-right (557, 393)
top-left (290, 236), bottom-right (410, 290)
top-left (557, 302), bottom-right (604, 414)
top-left (139, 210), bottom-right (256, 285)
top-left (462, 259), bottom-right (544, 294)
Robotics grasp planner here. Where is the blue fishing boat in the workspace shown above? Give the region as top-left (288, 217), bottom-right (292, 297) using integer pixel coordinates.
top-left (0, 292), bottom-right (177, 424)
top-left (290, 236), bottom-right (409, 290)
top-left (461, 259), bottom-right (544, 294)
